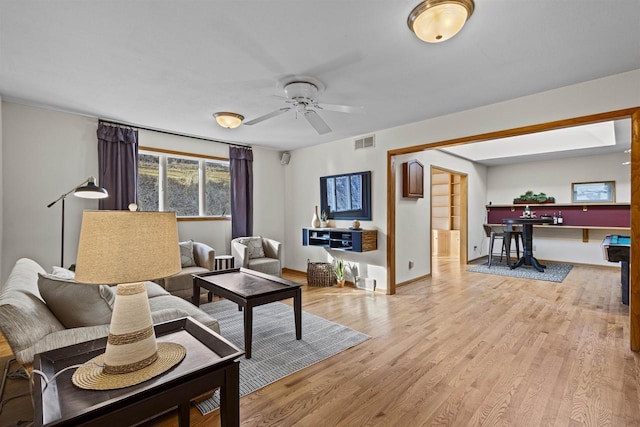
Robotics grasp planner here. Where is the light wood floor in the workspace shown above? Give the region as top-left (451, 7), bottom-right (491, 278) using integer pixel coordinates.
top-left (2, 260), bottom-right (639, 426)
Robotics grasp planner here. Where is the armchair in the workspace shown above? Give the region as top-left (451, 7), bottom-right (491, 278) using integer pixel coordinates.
top-left (231, 236), bottom-right (282, 277)
top-left (157, 241), bottom-right (215, 298)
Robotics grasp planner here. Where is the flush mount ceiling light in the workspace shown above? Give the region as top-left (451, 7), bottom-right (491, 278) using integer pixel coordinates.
top-left (408, 0), bottom-right (475, 43)
top-left (213, 112), bottom-right (244, 129)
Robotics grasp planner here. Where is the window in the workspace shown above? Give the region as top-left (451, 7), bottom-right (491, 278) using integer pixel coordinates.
top-left (137, 148), bottom-right (230, 218)
top-left (138, 153), bottom-right (159, 212)
top-left (167, 157), bottom-right (199, 216)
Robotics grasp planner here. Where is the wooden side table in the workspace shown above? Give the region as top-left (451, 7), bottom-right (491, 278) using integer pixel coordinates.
top-left (215, 255), bottom-right (235, 271)
top-left (33, 318), bottom-right (243, 427)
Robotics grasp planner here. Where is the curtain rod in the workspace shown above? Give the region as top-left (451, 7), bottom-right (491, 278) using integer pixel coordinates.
top-left (98, 119), bottom-right (251, 148)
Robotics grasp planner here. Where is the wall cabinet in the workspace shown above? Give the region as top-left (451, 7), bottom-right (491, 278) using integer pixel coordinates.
top-left (302, 228), bottom-right (377, 252)
top-left (402, 159), bottom-right (424, 198)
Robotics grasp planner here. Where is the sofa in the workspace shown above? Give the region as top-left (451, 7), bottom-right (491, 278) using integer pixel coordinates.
top-left (155, 241), bottom-right (215, 299)
top-left (231, 236), bottom-right (282, 277)
top-left (0, 258), bottom-right (219, 370)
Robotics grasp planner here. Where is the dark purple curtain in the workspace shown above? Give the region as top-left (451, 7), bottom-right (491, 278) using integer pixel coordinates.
top-left (97, 123), bottom-right (139, 210)
top-left (230, 146), bottom-right (253, 238)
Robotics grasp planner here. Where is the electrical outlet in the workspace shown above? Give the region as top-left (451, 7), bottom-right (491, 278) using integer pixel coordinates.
top-left (473, 245), bottom-right (478, 251)
top-left (408, 260), bottom-right (414, 269)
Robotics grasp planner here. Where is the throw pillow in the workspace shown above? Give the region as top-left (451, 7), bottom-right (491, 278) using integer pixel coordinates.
top-left (179, 240), bottom-right (196, 267)
top-left (37, 274), bottom-right (115, 328)
top-left (238, 237), bottom-right (265, 259)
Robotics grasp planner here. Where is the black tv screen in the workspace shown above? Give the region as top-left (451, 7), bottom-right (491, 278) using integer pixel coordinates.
top-left (320, 171), bottom-right (371, 220)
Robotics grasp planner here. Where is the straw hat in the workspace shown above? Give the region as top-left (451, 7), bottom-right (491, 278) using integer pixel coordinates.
top-left (71, 281), bottom-right (185, 390)
top-left (72, 342), bottom-right (185, 390)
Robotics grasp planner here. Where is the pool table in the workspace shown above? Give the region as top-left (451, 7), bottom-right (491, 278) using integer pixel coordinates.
top-left (601, 234), bottom-right (630, 305)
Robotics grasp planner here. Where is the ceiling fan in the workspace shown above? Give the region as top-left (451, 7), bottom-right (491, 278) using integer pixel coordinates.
top-left (244, 77), bottom-right (362, 135)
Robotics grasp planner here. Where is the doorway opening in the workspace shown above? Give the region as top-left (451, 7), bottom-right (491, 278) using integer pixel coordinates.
top-left (430, 167), bottom-right (468, 269)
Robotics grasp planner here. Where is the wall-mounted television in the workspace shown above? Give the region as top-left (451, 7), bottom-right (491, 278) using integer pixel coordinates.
top-left (320, 171), bottom-right (371, 220)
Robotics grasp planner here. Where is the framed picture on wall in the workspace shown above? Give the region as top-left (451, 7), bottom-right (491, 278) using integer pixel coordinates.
top-left (571, 181), bottom-right (615, 203)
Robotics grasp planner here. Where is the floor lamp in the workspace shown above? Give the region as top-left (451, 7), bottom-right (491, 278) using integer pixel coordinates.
top-left (47, 177), bottom-right (108, 267)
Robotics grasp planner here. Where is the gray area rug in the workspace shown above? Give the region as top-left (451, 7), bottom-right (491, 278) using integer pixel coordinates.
top-left (194, 299), bottom-right (370, 415)
top-left (468, 259), bottom-right (573, 282)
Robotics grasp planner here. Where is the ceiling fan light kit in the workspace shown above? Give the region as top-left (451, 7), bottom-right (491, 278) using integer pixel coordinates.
top-left (213, 112), bottom-right (244, 129)
top-left (408, 0), bottom-right (474, 43)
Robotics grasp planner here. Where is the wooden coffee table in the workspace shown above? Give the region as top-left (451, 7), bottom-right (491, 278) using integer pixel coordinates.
top-left (33, 317), bottom-right (243, 427)
top-left (193, 268), bottom-right (303, 359)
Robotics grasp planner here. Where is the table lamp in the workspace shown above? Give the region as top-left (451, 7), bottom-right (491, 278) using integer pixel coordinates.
top-left (71, 210), bottom-right (185, 390)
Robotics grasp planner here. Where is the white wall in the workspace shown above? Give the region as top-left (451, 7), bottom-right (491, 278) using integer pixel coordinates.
top-left (486, 151), bottom-right (631, 266)
top-left (1, 102), bottom-right (285, 281)
top-left (2, 103), bottom-right (100, 278)
top-left (285, 69), bottom-right (640, 290)
top-left (0, 97), bottom-right (3, 279)
top-left (283, 141), bottom-right (386, 287)
top-left (487, 152), bottom-right (631, 204)
top-left (395, 150), bottom-right (488, 284)
top-left (251, 147), bottom-right (286, 256)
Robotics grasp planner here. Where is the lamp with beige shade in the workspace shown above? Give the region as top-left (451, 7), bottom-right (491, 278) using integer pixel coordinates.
top-left (71, 210), bottom-right (186, 390)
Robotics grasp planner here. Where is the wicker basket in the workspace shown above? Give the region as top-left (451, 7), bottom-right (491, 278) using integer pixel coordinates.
top-left (306, 260), bottom-right (336, 287)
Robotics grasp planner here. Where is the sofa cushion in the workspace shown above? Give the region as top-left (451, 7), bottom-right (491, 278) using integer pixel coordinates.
top-left (145, 281), bottom-right (171, 298)
top-left (247, 257), bottom-right (281, 277)
top-left (179, 240), bottom-right (196, 267)
top-left (37, 274), bottom-right (115, 328)
top-left (149, 294), bottom-right (220, 333)
top-left (0, 259), bottom-right (65, 356)
top-left (237, 237), bottom-right (265, 259)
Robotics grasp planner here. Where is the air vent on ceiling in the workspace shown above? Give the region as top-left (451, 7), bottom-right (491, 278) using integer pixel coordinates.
top-left (355, 135), bottom-right (375, 150)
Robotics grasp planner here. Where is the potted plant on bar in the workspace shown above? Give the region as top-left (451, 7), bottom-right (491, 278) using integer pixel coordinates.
top-left (513, 190), bottom-right (555, 204)
top-left (333, 257), bottom-right (346, 287)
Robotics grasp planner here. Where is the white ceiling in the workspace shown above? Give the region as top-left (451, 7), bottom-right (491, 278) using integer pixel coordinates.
top-left (1, 0), bottom-right (639, 152)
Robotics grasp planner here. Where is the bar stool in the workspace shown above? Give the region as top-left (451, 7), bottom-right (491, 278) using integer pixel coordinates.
top-left (503, 226), bottom-right (523, 267)
top-left (483, 224), bottom-right (506, 267)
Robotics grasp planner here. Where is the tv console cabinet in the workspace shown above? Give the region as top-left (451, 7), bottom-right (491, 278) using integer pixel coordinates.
top-left (302, 228), bottom-right (377, 252)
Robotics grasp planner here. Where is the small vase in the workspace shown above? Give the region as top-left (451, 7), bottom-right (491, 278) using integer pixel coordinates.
top-left (337, 279), bottom-right (345, 288)
top-left (320, 220), bottom-right (328, 228)
top-left (312, 205), bottom-right (320, 228)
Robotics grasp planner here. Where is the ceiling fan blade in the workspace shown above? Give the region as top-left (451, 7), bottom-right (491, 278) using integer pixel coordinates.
top-left (316, 102), bottom-right (364, 114)
top-left (304, 110), bottom-right (332, 135)
top-left (244, 108), bottom-right (291, 126)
